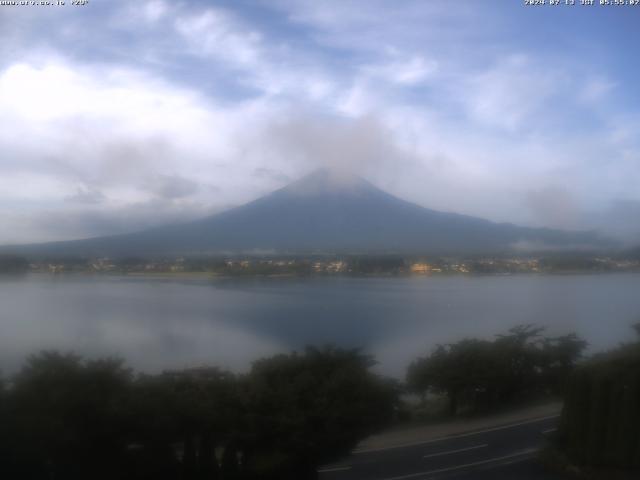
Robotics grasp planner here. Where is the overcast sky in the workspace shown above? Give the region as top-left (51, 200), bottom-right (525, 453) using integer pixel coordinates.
top-left (0, 0), bottom-right (639, 244)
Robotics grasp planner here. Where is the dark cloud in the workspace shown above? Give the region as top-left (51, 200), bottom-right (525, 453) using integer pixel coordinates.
top-left (91, 137), bottom-right (176, 185)
top-left (263, 113), bottom-right (418, 177)
top-left (524, 186), bottom-right (581, 230)
top-left (150, 174), bottom-right (200, 200)
top-left (524, 189), bottom-right (640, 244)
top-left (252, 167), bottom-right (290, 183)
top-left (591, 200), bottom-right (640, 245)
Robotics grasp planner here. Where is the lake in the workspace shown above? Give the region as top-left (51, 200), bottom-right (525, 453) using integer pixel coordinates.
top-left (1, 273), bottom-right (639, 377)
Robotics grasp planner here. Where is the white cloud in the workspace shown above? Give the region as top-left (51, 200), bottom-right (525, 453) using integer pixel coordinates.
top-left (274, 0), bottom-right (476, 53)
top-left (579, 77), bottom-right (616, 104)
top-left (0, 62), bottom-right (212, 130)
top-left (362, 55), bottom-right (438, 86)
top-left (174, 8), bottom-right (262, 66)
top-left (65, 187), bottom-right (107, 205)
top-left (142, 0), bottom-right (169, 23)
top-left (0, 1), bottom-right (638, 244)
top-left (337, 82), bottom-right (376, 116)
top-left (170, 5), bottom-right (339, 102)
top-left (0, 59), bottom-right (262, 235)
top-left (459, 55), bottom-right (561, 131)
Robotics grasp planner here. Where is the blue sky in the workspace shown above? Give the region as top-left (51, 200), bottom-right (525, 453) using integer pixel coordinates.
top-left (0, 0), bottom-right (638, 243)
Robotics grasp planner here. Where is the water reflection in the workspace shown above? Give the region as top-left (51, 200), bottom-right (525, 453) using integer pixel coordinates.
top-left (1, 273), bottom-right (639, 376)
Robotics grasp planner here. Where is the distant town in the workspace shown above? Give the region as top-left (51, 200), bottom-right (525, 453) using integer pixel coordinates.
top-left (2, 253), bottom-right (639, 276)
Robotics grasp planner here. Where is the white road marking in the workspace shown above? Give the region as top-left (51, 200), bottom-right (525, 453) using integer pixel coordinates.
top-left (381, 448), bottom-right (539, 480)
top-left (317, 465), bottom-right (352, 473)
top-left (423, 443), bottom-right (488, 459)
top-left (542, 428), bottom-right (557, 434)
top-left (353, 414), bottom-right (559, 454)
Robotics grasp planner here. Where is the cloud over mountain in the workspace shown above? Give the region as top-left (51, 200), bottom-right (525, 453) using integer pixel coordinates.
top-left (3, 170), bottom-right (611, 257)
top-left (0, 1), bottom-right (638, 244)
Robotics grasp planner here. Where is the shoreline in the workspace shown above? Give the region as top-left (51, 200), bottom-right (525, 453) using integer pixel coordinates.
top-left (13, 269), bottom-right (640, 280)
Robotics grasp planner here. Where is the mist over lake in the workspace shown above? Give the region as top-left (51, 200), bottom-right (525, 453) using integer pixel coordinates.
top-left (1, 273), bottom-right (639, 377)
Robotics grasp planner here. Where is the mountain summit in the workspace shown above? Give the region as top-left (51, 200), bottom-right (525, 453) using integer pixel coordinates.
top-left (4, 169), bottom-right (609, 256)
top-left (278, 168), bottom-right (378, 196)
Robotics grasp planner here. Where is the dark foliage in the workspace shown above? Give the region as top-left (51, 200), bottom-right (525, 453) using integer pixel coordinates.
top-left (406, 325), bottom-right (587, 415)
top-left (558, 325), bottom-right (640, 472)
top-left (0, 254), bottom-right (28, 273)
top-left (3, 352), bottom-right (132, 479)
top-left (0, 347), bottom-right (396, 480)
top-left (242, 347), bottom-right (398, 478)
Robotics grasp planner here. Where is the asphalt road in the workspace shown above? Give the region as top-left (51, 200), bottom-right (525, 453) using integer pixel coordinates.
top-left (318, 415), bottom-right (564, 480)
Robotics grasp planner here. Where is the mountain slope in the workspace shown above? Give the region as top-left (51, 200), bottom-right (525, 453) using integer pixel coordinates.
top-left (3, 170), bottom-right (610, 256)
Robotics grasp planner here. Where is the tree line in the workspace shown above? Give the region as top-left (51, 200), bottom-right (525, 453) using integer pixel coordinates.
top-left (407, 325), bottom-right (587, 415)
top-left (0, 254), bottom-right (28, 273)
top-left (0, 325), bottom-right (590, 479)
top-left (0, 347), bottom-right (396, 480)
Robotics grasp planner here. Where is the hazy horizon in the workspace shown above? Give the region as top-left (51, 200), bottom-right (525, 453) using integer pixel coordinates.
top-left (0, 167), bottom-right (613, 248)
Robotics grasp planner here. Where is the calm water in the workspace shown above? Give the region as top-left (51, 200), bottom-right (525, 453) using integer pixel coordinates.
top-left (1, 273), bottom-right (639, 377)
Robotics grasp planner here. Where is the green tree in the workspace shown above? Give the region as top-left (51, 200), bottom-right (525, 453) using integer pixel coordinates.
top-left (242, 346), bottom-right (397, 479)
top-left (408, 325), bottom-right (586, 416)
top-left (540, 333), bottom-right (588, 395)
top-left (7, 352), bottom-right (132, 480)
top-left (559, 324), bottom-right (640, 471)
top-left (492, 324), bottom-right (545, 402)
top-left (1, 347), bottom-right (397, 480)
top-left (407, 339), bottom-right (500, 415)
top-left (129, 367), bottom-right (240, 480)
